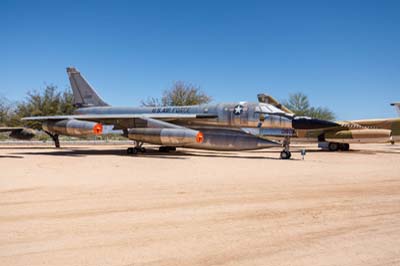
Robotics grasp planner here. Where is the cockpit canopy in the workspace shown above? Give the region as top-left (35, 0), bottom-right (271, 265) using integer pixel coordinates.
top-left (254, 103), bottom-right (289, 115)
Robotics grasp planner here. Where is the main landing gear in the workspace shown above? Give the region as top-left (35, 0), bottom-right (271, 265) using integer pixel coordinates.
top-left (318, 139), bottom-right (350, 152)
top-left (45, 131), bottom-right (60, 148)
top-left (325, 142), bottom-right (350, 152)
top-left (280, 136), bottom-right (292, 160)
top-left (127, 142), bottom-right (146, 155)
top-left (126, 143), bottom-right (177, 155)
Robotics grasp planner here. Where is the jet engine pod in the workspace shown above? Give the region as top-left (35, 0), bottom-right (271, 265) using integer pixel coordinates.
top-left (43, 119), bottom-right (103, 136)
top-left (128, 128), bottom-right (203, 146)
top-left (325, 129), bottom-right (391, 143)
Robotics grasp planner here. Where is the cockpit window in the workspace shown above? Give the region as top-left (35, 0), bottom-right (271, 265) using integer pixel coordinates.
top-left (255, 103), bottom-right (284, 114)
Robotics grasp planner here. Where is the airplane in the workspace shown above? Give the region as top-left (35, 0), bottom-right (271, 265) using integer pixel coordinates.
top-left (258, 94), bottom-right (400, 151)
top-left (22, 67), bottom-right (339, 159)
top-left (0, 127), bottom-right (36, 140)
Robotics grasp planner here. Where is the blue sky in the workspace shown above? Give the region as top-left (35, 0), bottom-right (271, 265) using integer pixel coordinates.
top-left (1, 0), bottom-right (399, 120)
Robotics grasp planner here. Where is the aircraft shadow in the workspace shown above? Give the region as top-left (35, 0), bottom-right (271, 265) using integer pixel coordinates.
top-left (14, 149), bottom-right (187, 160)
top-left (170, 151), bottom-right (290, 160)
top-left (0, 146), bottom-right (56, 150)
top-left (13, 148), bottom-right (299, 160)
top-left (0, 155), bottom-right (24, 159)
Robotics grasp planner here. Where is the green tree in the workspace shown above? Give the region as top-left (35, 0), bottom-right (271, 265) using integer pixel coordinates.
top-left (142, 81), bottom-right (212, 107)
top-left (16, 85), bottom-right (75, 129)
top-left (283, 92), bottom-right (335, 120)
top-left (0, 97), bottom-right (12, 126)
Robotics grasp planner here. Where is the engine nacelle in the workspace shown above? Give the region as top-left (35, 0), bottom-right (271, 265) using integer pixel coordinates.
top-left (43, 119), bottom-right (103, 136)
top-left (325, 129), bottom-right (391, 143)
top-left (127, 128), bottom-right (203, 146)
top-left (185, 129), bottom-right (281, 151)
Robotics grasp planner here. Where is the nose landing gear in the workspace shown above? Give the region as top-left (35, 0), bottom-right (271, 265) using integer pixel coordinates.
top-left (280, 136), bottom-right (292, 160)
top-left (45, 131), bottom-right (60, 148)
top-left (280, 150), bottom-right (292, 160)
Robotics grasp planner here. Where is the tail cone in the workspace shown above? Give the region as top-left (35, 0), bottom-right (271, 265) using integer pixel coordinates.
top-left (196, 132), bottom-right (204, 143)
top-left (93, 123), bottom-right (103, 135)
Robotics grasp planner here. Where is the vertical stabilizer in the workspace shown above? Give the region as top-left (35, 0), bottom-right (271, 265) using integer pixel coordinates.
top-left (67, 67), bottom-right (109, 107)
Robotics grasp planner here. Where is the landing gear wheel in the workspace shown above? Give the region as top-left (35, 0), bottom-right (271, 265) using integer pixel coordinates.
top-left (159, 147), bottom-right (168, 152)
top-left (342, 143), bottom-right (350, 151)
top-left (280, 136), bottom-right (292, 160)
top-left (127, 147), bottom-right (138, 155)
top-left (280, 151), bottom-right (291, 160)
top-left (45, 131), bottom-right (60, 148)
top-left (328, 142), bottom-right (339, 152)
top-left (127, 141), bottom-right (146, 155)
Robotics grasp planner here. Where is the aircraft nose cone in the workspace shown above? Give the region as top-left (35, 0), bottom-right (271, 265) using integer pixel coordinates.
top-left (292, 117), bottom-right (339, 130)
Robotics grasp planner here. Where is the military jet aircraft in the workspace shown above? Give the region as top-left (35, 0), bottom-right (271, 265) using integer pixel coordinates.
top-left (22, 67), bottom-right (338, 159)
top-left (259, 94), bottom-right (400, 151)
top-left (0, 127), bottom-right (36, 140)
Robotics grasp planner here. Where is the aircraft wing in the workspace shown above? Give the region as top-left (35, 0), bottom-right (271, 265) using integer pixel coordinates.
top-left (22, 113), bottom-right (217, 121)
top-left (22, 113), bottom-right (218, 130)
top-left (0, 127), bottom-right (25, 132)
top-left (22, 113), bottom-right (218, 121)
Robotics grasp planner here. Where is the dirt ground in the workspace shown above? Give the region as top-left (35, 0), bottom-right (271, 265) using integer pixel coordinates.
top-left (0, 143), bottom-right (400, 266)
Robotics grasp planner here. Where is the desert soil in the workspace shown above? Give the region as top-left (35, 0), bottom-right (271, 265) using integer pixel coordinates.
top-left (1, 144), bottom-right (400, 266)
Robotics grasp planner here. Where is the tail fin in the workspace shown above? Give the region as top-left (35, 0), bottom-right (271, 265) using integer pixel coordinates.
top-left (391, 102), bottom-right (400, 116)
top-left (67, 67), bottom-right (109, 107)
top-left (257, 93), bottom-right (294, 114)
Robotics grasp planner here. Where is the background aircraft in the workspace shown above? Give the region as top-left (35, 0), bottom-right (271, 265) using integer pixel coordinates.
top-left (0, 127), bottom-right (36, 140)
top-left (259, 94), bottom-right (400, 151)
top-left (22, 67), bottom-right (338, 159)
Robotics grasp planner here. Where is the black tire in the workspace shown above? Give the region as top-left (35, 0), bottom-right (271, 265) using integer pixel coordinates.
top-left (140, 147), bottom-right (146, 153)
top-left (328, 142), bottom-right (339, 152)
top-left (342, 143), bottom-right (350, 151)
top-left (159, 147), bottom-right (167, 152)
top-left (127, 147), bottom-right (138, 155)
top-left (280, 151), bottom-right (290, 160)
